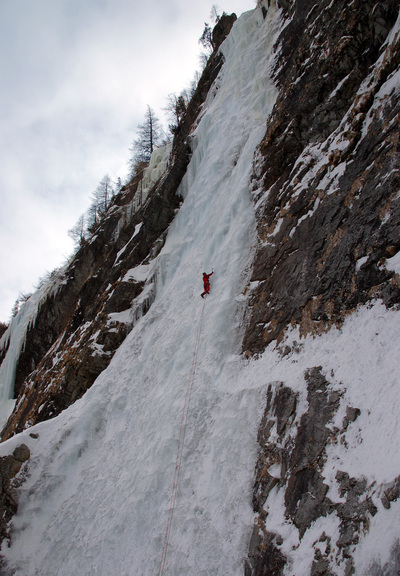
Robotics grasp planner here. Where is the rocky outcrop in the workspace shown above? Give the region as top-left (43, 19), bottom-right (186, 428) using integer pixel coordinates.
top-left (247, 368), bottom-right (383, 576)
top-left (243, 0), bottom-right (400, 354)
top-left (0, 444), bottom-right (30, 546)
top-left (1, 172), bottom-right (170, 439)
top-left (245, 1), bottom-right (400, 574)
top-left (212, 13), bottom-right (237, 50)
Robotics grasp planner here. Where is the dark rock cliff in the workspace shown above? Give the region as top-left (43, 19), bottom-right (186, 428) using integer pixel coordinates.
top-left (243, 0), bottom-right (400, 355)
top-left (244, 1), bottom-right (400, 574)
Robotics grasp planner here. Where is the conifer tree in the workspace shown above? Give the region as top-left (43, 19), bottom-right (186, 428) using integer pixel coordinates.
top-left (199, 22), bottom-right (213, 53)
top-left (199, 6), bottom-right (223, 58)
top-left (93, 174), bottom-right (113, 215)
top-left (129, 105), bottom-right (162, 175)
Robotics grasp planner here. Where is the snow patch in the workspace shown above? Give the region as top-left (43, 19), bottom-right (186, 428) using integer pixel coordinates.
top-left (385, 251), bottom-right (400, 275)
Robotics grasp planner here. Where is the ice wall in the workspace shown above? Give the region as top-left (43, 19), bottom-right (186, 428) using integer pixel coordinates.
top-left (0, 270), bottom-right (67, 427)
top-left (0, 5), bottom-right (281, 576)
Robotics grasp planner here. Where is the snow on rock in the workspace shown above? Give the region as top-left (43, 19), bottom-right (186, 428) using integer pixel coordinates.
top-left (247, 302), bottom-right (400, 576)
top-left (385, 251), bottom-right (400, 275)
top-left (0, 268), bottom-right (67, 427)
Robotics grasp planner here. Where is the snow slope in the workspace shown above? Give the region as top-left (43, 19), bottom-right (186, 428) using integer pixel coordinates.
top-left (0, 6), bottom-right (281, 575)
top-left (247, 302), bottom-right (400, 576)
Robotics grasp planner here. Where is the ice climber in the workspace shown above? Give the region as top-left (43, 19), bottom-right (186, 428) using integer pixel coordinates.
top-left (201, 270), bottom-right (214, 298)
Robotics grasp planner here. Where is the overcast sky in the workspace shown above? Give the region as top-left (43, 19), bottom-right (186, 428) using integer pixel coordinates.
top-left (0, 0), bottom-right (254, 323)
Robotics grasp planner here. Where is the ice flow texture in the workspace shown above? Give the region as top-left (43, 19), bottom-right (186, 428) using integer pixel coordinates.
top-left (0, 6), bottom-right (280, 576)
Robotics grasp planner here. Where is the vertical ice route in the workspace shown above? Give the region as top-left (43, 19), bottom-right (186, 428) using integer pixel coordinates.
top-left (158, 296), bottom-right (206, 576)
top-left (0, 6), bottom-right (282, 576)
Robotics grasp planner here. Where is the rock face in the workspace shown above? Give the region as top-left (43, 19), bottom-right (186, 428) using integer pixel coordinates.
top-left (244, 1), bottom-right (400, 574)
top-left (212, 13), bottom-right (237, 49)
top-left (243, 0), bottom-right (400, 354)
top-left (1, 162), bottom-right (177, 439)
top-left (246, 364), bottom-right (388, 576)
top-left (0, 444), bottom-right (30, 547)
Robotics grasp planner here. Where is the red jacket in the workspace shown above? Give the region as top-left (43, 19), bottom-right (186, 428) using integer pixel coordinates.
top-left (203, 272), bottom-right (213, 290)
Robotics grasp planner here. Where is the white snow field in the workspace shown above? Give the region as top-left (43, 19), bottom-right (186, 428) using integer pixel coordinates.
top-left (0, 4), bottom-right (400, 576)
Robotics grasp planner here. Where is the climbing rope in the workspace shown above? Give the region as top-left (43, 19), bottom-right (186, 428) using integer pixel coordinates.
top-left (158, 296), bottom-right (207, 576)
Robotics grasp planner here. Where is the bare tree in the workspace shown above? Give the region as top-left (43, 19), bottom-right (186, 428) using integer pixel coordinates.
top-left (129, 105), bottom-right (163, 174)
top-left (93, 174), bottom-right (113, 214)
top-left (86, 174), bottom-right (114, 230)
top-left (210, 5), bottom-right (221, 23)
top-left (188, 71), bottom-right (201, 99)
top-left (164, 93), bottom-right (188, 134)
top-left (68, 214), bottom-right (86, 246)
